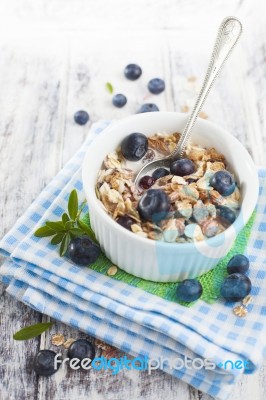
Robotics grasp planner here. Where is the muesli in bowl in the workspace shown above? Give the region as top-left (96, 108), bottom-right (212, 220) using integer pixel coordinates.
top-left (96, 131), bottom-right (240, 243)
top-left (83, 112), bottom-right (258, 281)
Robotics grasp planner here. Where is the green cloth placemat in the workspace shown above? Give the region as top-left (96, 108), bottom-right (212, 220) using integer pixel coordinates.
top-left (82, 212), bottom-right (256, 306)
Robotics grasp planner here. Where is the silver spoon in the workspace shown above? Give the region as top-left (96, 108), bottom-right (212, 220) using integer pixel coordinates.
top-left (135, 17), bottom-right (242, 185)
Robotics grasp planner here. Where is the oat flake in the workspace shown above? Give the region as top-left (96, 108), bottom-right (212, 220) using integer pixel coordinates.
top-left (107, 266), bottom-right (118, 276)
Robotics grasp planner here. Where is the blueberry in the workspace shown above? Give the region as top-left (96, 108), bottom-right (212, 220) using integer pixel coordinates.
top-left (138, 103), bottom-right (159, 113)
top-left (137, 189), bottom-right (170, 222)
top-left (116, 215), bottom-right (135, 231)
top-left (221, 273), bottom-right (251, 302)
top-left (139, 175), bottom-right (155, 189)
top-left (210, 170), bottom-right (235, 196)
top-left (68, 339), bottom-right (95, 363)
top-left (68, 236), bottom-right (100, 266)
top-left (74, 110), bottom-right (89, 125)
top-left (112, 94), bottom-right (127, 108)
top-left (227, 254), bottom-right (250, 274)
top-left (176, 279), bottom-right (203, 302)
top-left (170, 159), bottom-right (195, 176)
top-left (148, 78), bottom-right (165, 95)
top-left (124, 64), bottom-right (142, 80)
top-left (121, 132), bottom-right (148, 161)
top-left (33, 350), bottom-right (60, 376)
top-left (217, 206), bottom-right (236, 225)
top-left (152, 168), bottom-right (169, 180)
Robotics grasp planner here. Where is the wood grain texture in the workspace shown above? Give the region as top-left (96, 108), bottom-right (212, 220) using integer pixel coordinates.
top-left (0, 1), bottom-right (266, 399)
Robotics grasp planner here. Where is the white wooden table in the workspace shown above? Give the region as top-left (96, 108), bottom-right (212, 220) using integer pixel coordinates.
top-left (1, 1), bottom-right (266, 399)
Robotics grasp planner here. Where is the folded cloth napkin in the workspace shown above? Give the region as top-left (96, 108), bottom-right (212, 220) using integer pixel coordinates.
top-left (1, 121), bottom-right (266, 400)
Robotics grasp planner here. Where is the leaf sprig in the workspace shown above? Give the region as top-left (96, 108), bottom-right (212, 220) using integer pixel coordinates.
top-left (13, 322), bottom-right (54, 341)
top-left (34, 190), bottom-right (97, 256)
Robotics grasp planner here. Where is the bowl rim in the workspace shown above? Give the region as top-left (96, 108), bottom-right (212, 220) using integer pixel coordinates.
top-left (82, 112), bottom-right (259, 250)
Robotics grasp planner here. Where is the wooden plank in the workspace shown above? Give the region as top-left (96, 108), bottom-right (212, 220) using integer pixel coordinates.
top-left (0, 36), bottom-right (67, 400)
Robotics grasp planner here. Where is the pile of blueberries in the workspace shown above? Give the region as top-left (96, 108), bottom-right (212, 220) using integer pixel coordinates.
top-left (33, 338), bottom-right (95, 377)
top-left (176, 254), bottom-right (252, 303)
top-left (74, 63), bottom-right (164, 125)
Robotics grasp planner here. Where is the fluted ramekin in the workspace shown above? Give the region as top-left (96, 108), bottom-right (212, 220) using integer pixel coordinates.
top-left (82, 112), bottom-right (259, 282)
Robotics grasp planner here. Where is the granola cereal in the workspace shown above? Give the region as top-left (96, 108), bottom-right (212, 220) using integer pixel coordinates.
top-left (96, 131), bottom-right (240, 243)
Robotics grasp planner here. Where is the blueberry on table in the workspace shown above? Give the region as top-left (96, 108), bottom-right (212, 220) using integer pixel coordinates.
top-left (139, 175), bottom-right (155, 189)
top-left (227, 254), bottom-right (250, 274)
top-left (148, 78), bottom-right (165, 94)
top-left (137, 189), bottom-right (170, 222)
top-left (138, 103), bottom-right (159, 113)
top-left (124, 64), bottom-right (142, 80)
top-left (221, 273), bottom-right (251, 302)
top-left (176, 279), bottom-right (203, 302)
top-left (116, 215), bottom-right (135, 231)
top-left (121, 132), bottom-right (148, 161)
top-left (68, 236), bottom-right (100, 266)
top-left (170, 159), bottom-right (195, 176)
top-left (152, 168), bottom-right (169, 180)
top-left (33, 350), bottom-right (60, 376)
top-left (74, 110), bottom-right (90, 125)
top-left (210, 170), bottom-right (235, 196)
top-left (112, 93), bottom-right (127, 108)
top-left (68, 339), bottom-right (96, 363)
top-left (217, 205), bottom-right (236, 225)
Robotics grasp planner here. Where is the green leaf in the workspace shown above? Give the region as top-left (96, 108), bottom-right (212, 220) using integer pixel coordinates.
top-left (69, 228), bottom-right (85, 236)
top-left (46, 221), bottom-right (66, 232)
top-left (62, 213), bottom-right (70, 225)
top-left (34, 226), bottom-right (56, 238)
top-left (77, 219), bottom-right (98, 243)
top-left (59, 233), bottom-right (70, 256)
top-left (13, 322), bottom-right (54, 341)
top-left (65, 221), bottom-right (74, 230)
top-left (68, 190), bottom-right (78, 220)
top-left (51, 233), bottom-right (65, 245)
top-left (105, 82), bottom-right (113, 94)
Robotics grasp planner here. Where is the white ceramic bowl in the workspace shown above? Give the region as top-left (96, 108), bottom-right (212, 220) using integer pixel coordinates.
top-left (82, 112), bottom-right (259, 282)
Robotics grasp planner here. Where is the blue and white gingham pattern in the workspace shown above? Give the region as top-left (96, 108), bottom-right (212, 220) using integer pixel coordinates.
top-left (1, 121), bottom-right (266, 400)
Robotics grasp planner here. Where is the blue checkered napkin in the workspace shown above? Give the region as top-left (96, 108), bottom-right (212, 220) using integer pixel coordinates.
top-left (1, 121), bottom-right (266, 400)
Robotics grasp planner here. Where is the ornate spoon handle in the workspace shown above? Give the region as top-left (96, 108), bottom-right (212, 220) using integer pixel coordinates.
top-left (171, 17), bottom-right (242, 160)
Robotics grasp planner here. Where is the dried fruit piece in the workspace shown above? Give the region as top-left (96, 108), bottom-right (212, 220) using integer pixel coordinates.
top-left (142, 149), bottom-right (156, 163)
top-left (206, 161), bottom-right (225, 173)
top-left (51, 333), bottom-right (65, 347)
top-left (95, 339), bottom-right (118, 359)
top-left (142, 222), bottom-right (163, 240)
top-left (200, 219), bottom-right (219, 238)
top-left (162, 218), bottom-right (185, 242)
top-left (63, 338), bottom-right (76, 349)
top-left (205, 147), bottom-right (225, 162)
top-left (192, 200), bottom-right (209, 223)
top-left (186, 145), bottom-right (207, 161)
top-left (184, 224), bottom-right (204, 241)
top-left (175, 200), bottom-right (192, 219)
top-left (233, 305), bottom-right (248, 318)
